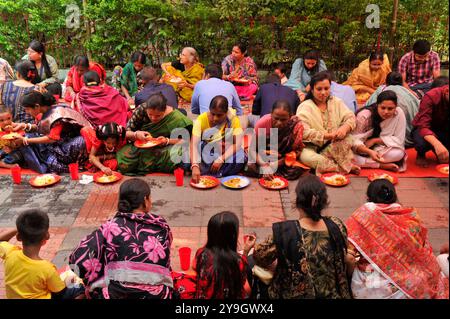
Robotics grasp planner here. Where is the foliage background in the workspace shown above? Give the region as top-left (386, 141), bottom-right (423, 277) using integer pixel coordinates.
top-left (1, 0), bottom-right (448, 79)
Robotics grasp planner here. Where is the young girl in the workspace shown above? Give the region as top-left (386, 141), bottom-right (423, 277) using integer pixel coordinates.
top-left (352, 90), bottom-right (407, 172)
top-left (0, 105), bottom-right (21, 168)
top-left (81, 122), bottom-right (127, 175)
top-left (194, 211), bottom-right (255, 299)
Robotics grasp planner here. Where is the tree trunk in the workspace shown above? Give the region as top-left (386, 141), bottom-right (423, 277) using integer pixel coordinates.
top-left (390, 0), bottom-right (399, 65)
top-left (82, 0), bottom-right (92, 60)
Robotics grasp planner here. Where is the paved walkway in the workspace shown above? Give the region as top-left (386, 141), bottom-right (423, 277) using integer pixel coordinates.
top-left (0, 174), bottom-right (448, 298)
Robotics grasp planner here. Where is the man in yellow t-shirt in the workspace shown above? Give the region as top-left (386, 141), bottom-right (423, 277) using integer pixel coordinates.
top-left (0, 210), bottom-right (83, 299)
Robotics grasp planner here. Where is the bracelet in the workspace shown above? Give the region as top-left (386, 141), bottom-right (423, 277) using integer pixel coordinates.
top-left (133, 131), bottom-right (138, 141)
top-left (165, 137), bottom-right (170, 146)
top-left (25, 123), bottom-right (32, 132)
top-left (191, 164), bottom-right (200, 170)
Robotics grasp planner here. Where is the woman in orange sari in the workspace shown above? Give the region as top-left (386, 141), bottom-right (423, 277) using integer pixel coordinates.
top-left (344, 52), bottom-right (391, 106)
top-left (346, 180), bottom-right (449, 299)
top-left (161, 47), bottom-right (204, 102)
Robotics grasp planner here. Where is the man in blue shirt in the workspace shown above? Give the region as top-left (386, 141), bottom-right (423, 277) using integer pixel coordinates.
top-left (191, 64), bottom-right (242, 115)
top-left (327, 71), bottom-right (357, 112)
top-left (250, 74), bottom-right (300, 127)
top-left (134, 67), bottom-right (178, 108)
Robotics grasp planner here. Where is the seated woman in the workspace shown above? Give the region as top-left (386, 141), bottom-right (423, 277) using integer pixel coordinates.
top-left (81, 122), bottom-right (128, 175)
top-left (344, 52), bottom-right (391, 106)
top-left (352, 90), bottom-right (407, 172)
top-left (346, 180), bottom-right (449, 299)
top-left (285, 49), bottom-right (327, 101)
top-left (190, 95), bottom-right (247, 183)
top-left (11, 91), bottom-right (92, 173)
top-left (246, 100), bottom-right (306, 180)
top-left (73, 71), bottom-right (128, 128)
top-left (296, 71), bottom-right (360, 175)
top-left (194, 211), bottom-right (254, 299)
top-left (221, 43), bottom-right (259, 100)
top-left (253, 174), bottom-right (353, 299)
top-left (161, 47), bottom-right (204, 102)
top-left (0, 57), bottom-right (14, 84)
top-left (22, 40), bottom-right (59, 90)
top-left (1, 60), bottom-right (37, 123)
top-left (119, 51), bottom-right (146, 104)
top-left (117, 93), bottom-right (193, 176)
top-left (365, 71), bottom-right (420, 147)
top-left (69, 178), bottom-right (174, 299)
top-left (64, 55), bottom-right (106, 102)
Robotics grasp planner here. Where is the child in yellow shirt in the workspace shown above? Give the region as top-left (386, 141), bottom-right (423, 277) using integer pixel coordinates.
top-left (0, 209), bottom-right (84, 299)
top-left (0, 105), bottom-right (24, 168)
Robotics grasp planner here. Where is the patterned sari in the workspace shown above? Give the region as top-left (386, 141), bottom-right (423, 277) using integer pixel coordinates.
top-left (117, 109), bottom-right (193, 176)
top-left (296, 97), bottom-right (356, 174)
top-left (163, 63), bottom-right (204, 102)
top-left (69, 212), bottom-right (174, 299)
top-left (253, 217), bottom-right (352, 299)
top-left (251, 114), bottom-right (305, 179)
top-left (20, 106), bottom-right (92, 173)
top-left (347, 203), bottom-right (449, 299)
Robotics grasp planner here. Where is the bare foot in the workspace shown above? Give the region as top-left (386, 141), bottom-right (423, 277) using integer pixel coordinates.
top-left (350, 165), bottom-right (361, 175)
top-left (415, 155), bottom-right (429, 168)
top-left (380, 163), bottom-right (399, 172)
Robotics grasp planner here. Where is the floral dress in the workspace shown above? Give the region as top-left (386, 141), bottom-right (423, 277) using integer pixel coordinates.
top-left (253, 216), bottom-right (352, 299)
top-left (69, 212), bottom-right (174, 299)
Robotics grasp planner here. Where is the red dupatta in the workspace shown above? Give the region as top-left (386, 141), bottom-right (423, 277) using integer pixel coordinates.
top-left (346, 203), bottom-right (449, 299)
top-left (75, 84), bottom-right (128, 128)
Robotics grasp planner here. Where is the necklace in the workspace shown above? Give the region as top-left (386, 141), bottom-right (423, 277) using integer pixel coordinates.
top-left (105, 144), bottom-right (115, 153)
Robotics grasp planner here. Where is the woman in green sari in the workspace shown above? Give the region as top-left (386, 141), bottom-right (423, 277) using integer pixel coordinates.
top-left (117, 93), bottom-right (193, 175)
top-left (161, 47), bottom-right (204, 102)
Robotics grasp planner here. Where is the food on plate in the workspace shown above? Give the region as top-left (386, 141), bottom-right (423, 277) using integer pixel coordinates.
top-left (372, 173), bottom-right (395, 183)
top-left (1, 132), bottom-right (22, 140)
top-left (323, 174), bottom-right (347, 186)
top-left (33, 174), bottom-right (56, 186)
top-left (198, 177), bottom-right (216, 187)
top-left (439, 165), bottom-right (449, 174)
top-left (223, 177), bottom-right (242, 188)
top-left (97, 174), bottom-right (118, 183)
top-left (170, 77), bottom-right (182, 83)
top-left (263, 177), bottom-right (284, 188)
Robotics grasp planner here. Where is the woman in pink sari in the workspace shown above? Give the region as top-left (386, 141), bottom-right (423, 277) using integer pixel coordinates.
top-left (346, 180), bottom-right (449, 299)
top-left (73, 71), bottom-right (128, 128)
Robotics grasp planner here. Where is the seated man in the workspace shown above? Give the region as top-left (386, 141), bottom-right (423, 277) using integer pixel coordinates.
top-left (411, 85), bottom-right (449, 167)
top-left (250, 74), bottom-right (299, 127)
top-left (398, 40), bottom-right (441, 98)
top-left (134, 67), bottom-right (178, 109)
top-left (327, 71), bottom-right (357, 112)
top-left (191, 63), bottom-right (242, 115)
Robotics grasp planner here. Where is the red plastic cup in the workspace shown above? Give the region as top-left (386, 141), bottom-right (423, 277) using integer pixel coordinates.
top-left (68, 163), bottom-right (79, 180)
top-left (179, 247), bottom-right (191, 271)
top-left (174, 168), bottom-right (184, 186)
top-left (11, 165), bottom-right (21, 184)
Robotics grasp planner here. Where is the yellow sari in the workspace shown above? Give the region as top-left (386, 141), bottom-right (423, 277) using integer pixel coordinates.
top-left (344, 54), bottom-right (391, 105)
top-left (163, 63), bottom-right (204, 102)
